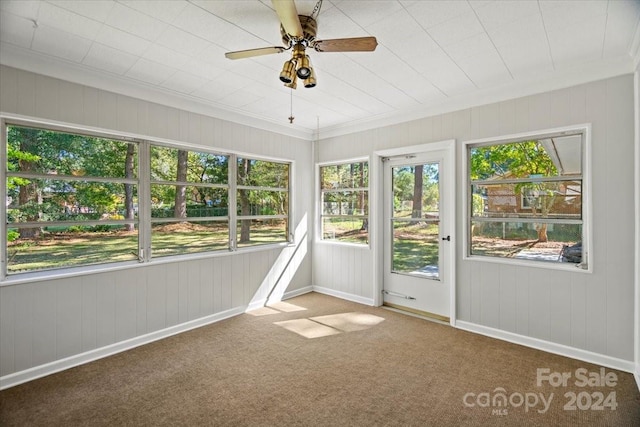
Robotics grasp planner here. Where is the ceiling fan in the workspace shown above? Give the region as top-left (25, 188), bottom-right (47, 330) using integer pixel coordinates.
top-left (224, 0), bottom-right (378, 89)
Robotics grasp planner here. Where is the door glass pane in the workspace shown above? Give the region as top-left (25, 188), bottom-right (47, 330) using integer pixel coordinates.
top-left (392, 220), bottom-right (440, 278)
top-left (391, 162), bottom-right (440, 279)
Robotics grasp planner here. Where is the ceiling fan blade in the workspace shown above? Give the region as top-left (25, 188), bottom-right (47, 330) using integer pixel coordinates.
top-left (225, 46), bottom-right (286, 60)
top-left (272, 0), bottom-right (303, 38)
top-left (314, 37), bottom-right (378, 53)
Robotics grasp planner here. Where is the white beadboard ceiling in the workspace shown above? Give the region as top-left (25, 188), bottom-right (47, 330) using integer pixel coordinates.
top-left (1, 0), bottom-right (639, 140)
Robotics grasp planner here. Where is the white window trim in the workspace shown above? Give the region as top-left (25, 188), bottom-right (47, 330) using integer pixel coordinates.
top-left (316, 156), bottom-right (370, 248)
top-left (0, 115), bottom-right (294, 283)
top-left (461, 124), bottom-right (592, 273)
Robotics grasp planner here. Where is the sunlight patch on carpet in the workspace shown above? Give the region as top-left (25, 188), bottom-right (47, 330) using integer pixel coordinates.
top-left (310, 312), bottom-right (385, 332)
top-left (247, 307), bottom-right (281, 316)
top-left (267, 301), bottom-right (307, 312)
top-left (274, 312), bottom-right (385, 338)
top-left (274, 319), bottom-right (342, 338)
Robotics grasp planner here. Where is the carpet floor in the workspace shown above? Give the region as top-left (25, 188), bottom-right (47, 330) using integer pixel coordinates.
top-left (1, 292), bottom-right (639, 426)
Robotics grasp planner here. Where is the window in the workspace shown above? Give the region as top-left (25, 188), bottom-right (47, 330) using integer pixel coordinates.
top-left (150, 146), bottom-right (229, 258)
top-left (319, 161), bottom-right (369, 244)
top-left (467, 128), bottom-right (588, 267)
top-left (2, 119), bottom-right (292, 278)
top-left (4, 123), bottom-right (139, 274)
top-left (236, 157), bottom-right (290, 248)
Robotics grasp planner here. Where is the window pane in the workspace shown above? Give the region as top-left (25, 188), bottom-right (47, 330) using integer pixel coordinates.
top-left (151, 221), bottom-right (228, 257)
top-left (472, 181), bottom-right (582, 218)
top-left (151, 146), bottom-right (228, 184)
top-left (7, 125), bottom-right (138, 179)
top-left (237, 158), bottom-right (289, 188)
top-left (320, 161), bottom-right (369, 244)
top-left (470, 221), bottom-right (582, 263)
top-left (237, 189), bottom-right (288, 216)
top-left (392, 163), bottom-right (439, 218)
top-left (320, 163), bottom-right (368, 189)
top-left (7, 179), bottom-right (138, 222)
top-left (322, 190), bottom-right (367, 215)
top-left (7, 224), bottom-right (138, 274)
top-left (321, 217), bottom-right (368, 243)
top-left (236, 219), bottom-right (287, 247)
top-left (151, 185), bottom-right (228, 219)
top-left (392, 220), bottom-right (439, 278)
top-left (470, 135), bottom-right (582, 180)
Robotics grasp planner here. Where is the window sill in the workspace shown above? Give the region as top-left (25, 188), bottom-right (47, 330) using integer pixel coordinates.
top-left (462, 254), bottom-right (591, 273)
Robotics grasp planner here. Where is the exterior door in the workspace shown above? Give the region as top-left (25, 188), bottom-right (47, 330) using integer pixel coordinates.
top-left (382, 150), bottom-right (452, 321)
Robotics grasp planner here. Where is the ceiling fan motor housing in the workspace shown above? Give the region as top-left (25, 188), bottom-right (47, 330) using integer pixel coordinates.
top-left (281, 16), bottom-right (317, 47)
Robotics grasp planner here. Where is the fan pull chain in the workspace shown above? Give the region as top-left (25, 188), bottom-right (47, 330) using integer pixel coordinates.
top-left (288, 87), bottom-right (295, 124)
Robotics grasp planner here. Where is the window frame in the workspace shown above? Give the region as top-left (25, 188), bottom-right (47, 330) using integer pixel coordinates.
top-left (317, 157), bottom-right (370, 247)
top-left (1, 116), bottom-right (293, 283)
top-left (148, 143), bottom-right (231, 260)
top-left (234, 154), bottom-right (292, 250)
top-left (462, 124), bottom-right (592, 272)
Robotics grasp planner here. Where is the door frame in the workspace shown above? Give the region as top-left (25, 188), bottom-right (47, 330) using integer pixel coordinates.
top-left (372, 140), bottom-right (456, 326)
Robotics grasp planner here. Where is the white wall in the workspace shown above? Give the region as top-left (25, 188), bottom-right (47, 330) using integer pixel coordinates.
top-left (0, 65), bottom-right (313, 388)
top-left (315, 75), bottom-right (636, 371)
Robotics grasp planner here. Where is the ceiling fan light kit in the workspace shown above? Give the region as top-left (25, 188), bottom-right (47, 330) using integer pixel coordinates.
top-left (225, 0), bottom-right (377, 90)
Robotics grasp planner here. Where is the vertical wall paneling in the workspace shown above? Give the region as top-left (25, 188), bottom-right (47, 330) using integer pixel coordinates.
top-left (32, 282), bottom-right (57, 367)
top-left (0, 286), bottom-right (16, 376)
top-left (218, 256), bottom-right (233, 311)
top-left (133, 267), bottom-right (148, 336)
top-left (56, 277), bottom-right (83, 359)
top-left (13, 284), bottom-right (34, 372)
top-left (497, 264), bottom-right (517, 331)
top-left (187, 260), bottom-right (201, 321)
top-left (35, 74), bottom-right (59, 119)
top-left (82, 87), bottom-right (99, 128)
top-left (59, 80), bottom-right (84, 124)
top-left (146, 265), bottom-right (167, 333)
top-left (212, 257), bottom-right (223, 313)
top-left (16, 70), bottom-right (36, 116)
top-left (569, 272), bottom-right (587, 349)
top-left (95, 274), bottom-right (116, 348)
top-left (0, 66), bottom-right (18, 112)
top-left (231, 254), bottom-right (245, 308)
top-left (165, 263), bottom-right (180, 327)
top-left (200, 259), bottom-right (215, 317)
top-left (526, 268), bottom-right (551, 341)
top-left (548, 270), bottom-right (572, 345)
top-left (114, 269), bottom-right (137, 342)
top-left (479, 262), bottom-right (500, 329)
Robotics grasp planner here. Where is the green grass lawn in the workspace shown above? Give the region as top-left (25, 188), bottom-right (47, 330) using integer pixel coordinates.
top-left (8, 223), bottom-right (288, 274)
top-left (392, 221), bottom-right (439, 273)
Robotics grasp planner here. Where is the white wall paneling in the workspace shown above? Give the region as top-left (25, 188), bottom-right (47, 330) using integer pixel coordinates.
top-left (0, 65), bottom-right (313, 389)
top-left (314, 74), bottom-right (636, 372)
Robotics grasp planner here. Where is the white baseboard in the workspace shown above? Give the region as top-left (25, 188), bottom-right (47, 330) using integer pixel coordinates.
top-left (0, 306), bottom-right (245, 390)
top-left (312, 286), bottom-right (375, 306)
top-left (281, 285), bottom-right (313, 301)
top-left (456, 320), bottom-right (635, 374)
top-left (635, 368), bottom-right (640, 393)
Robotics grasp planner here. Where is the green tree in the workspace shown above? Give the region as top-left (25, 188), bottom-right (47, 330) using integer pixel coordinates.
top-left (471, 140), bottom-right (558, 242)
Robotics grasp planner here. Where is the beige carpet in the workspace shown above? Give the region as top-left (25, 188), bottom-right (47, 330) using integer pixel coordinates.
top-left (1, 292), bottom-right (639, 426)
